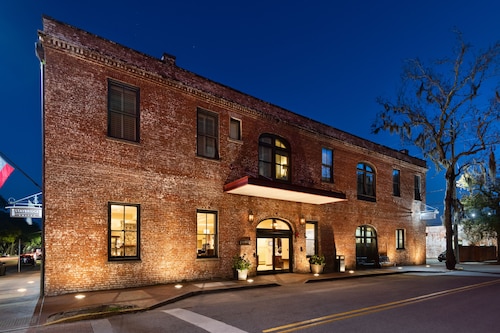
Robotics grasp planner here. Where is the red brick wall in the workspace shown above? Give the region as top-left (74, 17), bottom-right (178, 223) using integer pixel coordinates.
top-left (40, 17), bottom-right (427, 295)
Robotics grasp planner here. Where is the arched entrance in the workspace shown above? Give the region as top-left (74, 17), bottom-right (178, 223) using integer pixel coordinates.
top-left (355, 225), bottom-right (379, 268)
top-left (256, 218), bottom-right (293, 274)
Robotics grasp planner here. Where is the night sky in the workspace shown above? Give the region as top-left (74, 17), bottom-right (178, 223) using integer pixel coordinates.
top-left (2, 0), bottom-right (500, 218)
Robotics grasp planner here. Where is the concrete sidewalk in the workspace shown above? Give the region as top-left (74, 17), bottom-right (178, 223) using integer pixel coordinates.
top-left (2, 261), bottom-right (500, 332)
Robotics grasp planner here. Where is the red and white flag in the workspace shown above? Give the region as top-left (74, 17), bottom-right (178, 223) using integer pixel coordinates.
top-left (0, 156), bottom-right (14, 188)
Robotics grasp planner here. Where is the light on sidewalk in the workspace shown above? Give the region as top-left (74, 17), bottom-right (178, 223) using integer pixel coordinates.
top-left (247, 279), bottom-right (254, 283)
top-left (75, 294), bottom-right (85, 299)
top-left (175, 284), bottom-right (183, 289)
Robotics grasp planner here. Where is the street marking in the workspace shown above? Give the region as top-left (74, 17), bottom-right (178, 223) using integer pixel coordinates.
top-left (163, 308), bottom-right (248, 333)
top-left (91, 318), bottom-right (113, 333)
top-left (263, 279), bottom-right (500, 332)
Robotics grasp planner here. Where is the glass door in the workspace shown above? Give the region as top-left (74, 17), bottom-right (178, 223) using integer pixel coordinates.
top-left (256, 219), bottom-right (292, 273)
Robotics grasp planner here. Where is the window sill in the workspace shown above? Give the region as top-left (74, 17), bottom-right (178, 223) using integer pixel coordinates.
top-left (357, 194), bottom-right (376, 202)
top-left (196, 257), bottom-right (220, 262)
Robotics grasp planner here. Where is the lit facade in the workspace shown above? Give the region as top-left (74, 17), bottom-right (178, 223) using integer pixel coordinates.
top-left (38, 16), bottom-right (427, 296)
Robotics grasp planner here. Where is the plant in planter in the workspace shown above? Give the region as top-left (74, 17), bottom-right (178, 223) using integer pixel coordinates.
top-left (232, 254), bottom-right (251, 280)
top-left (309, 254), bottom-right (326, 274)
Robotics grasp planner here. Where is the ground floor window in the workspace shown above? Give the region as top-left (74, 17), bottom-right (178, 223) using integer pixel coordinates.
top-left (305, 221), bottom-right (318, 257)
top-left (109, 203), bottom-right (140, 260)
top-left (396, 229), bottom-right (405, 249)
top-left (197, 210), bottom-right (218, 258)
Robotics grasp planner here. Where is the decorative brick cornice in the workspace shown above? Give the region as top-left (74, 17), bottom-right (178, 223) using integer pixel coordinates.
top-left (39, 32), bottom-right (263, 119)
top-left (39, 31), bottom-right (426, 170)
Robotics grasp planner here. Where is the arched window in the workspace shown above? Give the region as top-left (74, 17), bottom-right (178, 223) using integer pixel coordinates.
top-left (259, 134), bottom-right (290, 181)
top-left (357, 162), bottom-right (376, 201)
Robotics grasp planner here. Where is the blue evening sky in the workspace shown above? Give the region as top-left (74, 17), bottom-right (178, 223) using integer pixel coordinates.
top-left (1, 0), bottom-right (499, 216)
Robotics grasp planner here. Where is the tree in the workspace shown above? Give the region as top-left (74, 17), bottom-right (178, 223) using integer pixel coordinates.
top-left (373, 32), bottom-right (500, 270)
top-left (458, 155), bottom-right (500, 262)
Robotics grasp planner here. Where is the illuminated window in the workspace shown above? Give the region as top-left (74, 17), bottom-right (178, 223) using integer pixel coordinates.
top-left (229, 117), bottom-right (242, 140)
top-left (396, 229), bottom-right (405, 249)
top-left (357, 163), bottom-right (376, 201)
top-left (321, 148), bottom-right (333, 182)
top-left (393, 169), bottom-right (401, 197)
top-left (414, 175), bottom-right (422, 201)
top-left (108, 80), bottom-right (139, 142)
top-left (109, 203), bottom-right (140, 260)
top-left (197, 210), bottom-right (218, 258)
top-left (197, 108), bottom-right (219, 159)
top-left (259, 134), bottom-right (290, 181)
top-left (305, 222), bottom-right (318, 257)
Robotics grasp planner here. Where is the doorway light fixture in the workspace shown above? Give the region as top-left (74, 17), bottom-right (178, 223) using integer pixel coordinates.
top-left (248, 210), bottom-right (254, 223)
top-left (300, 216), bottom-right (306, 225)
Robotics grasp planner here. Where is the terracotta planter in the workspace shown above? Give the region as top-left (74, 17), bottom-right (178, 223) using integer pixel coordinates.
top-left (237, 269), bottom-right (248, 280)
top-left (310, 263), bottom-right (325, 274)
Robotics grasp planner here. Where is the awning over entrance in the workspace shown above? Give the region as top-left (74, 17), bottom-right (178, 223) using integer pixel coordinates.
top-left (223, 176), bottom-right (346, 205)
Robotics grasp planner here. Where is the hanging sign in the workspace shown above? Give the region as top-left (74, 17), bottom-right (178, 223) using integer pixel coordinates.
top-left (10, 207), bottom-right (42, 219)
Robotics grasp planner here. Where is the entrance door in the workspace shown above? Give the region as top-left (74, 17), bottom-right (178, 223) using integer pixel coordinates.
top-left (356, 225), bottom-right (379, 268)
top-left (256, 219), bottom-right (292, 273)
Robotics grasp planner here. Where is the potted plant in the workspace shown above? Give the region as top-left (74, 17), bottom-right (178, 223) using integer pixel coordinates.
top-left (309, 254), bottom-right (325, 274)
top-left (232, 254), bottom-right (251, 280)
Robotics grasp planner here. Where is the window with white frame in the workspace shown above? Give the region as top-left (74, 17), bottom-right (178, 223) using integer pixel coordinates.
top-left (229, 117), bottom-right (242, 140)
top-left (305, 222), bottom-right (318, 257)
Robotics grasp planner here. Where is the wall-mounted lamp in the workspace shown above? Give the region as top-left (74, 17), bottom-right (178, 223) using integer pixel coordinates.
top-left (300, 216), bottom-right (306, 225)
top-left (248, 210), bottom-right (254, 223)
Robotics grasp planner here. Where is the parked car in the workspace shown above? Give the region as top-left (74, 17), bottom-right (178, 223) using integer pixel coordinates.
top-left (438, 251), bottom-right (446, 262)
top-left (20, 253), bottom-right (35, 266)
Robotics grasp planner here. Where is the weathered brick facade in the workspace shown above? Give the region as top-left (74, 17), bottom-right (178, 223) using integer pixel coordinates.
top-left (38, 16), bottom-right (427, 296)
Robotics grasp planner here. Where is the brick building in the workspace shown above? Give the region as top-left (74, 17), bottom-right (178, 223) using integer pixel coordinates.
top-left (37, 16), bottom-right (428, 296)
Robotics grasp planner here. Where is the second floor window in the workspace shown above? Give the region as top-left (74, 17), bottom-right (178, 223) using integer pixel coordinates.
top-left (357, 163), bottom-right (376, 201)
top-left (321, 148), bottom-right (334, 182)
top-left (108, 80), bottom-right (140, 142)
top-left (259, 134), bottom-right (290, 181)
top-left (197, 108), bottom-right (219, 159)
top-left (229, 117), bottom-right (242, 140)
top-left (414, 175), bottom-right (422, 201)
top-left (393, 169), bottom-right (401, 197)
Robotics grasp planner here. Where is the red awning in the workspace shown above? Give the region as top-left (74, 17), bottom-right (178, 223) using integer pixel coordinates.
top-left (223, 176), bottom-right (346, 205)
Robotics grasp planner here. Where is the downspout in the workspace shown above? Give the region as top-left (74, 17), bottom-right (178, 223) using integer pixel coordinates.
top-left (35, 36), bottom-right (45, 296)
